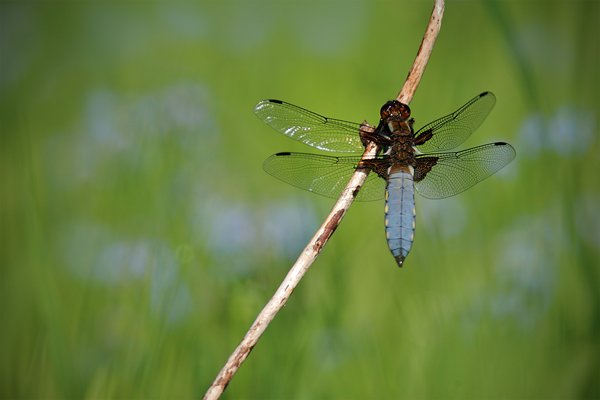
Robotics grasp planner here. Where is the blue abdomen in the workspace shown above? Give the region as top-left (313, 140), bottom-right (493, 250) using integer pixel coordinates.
top-left (385, 170), bottom-right (416, 267)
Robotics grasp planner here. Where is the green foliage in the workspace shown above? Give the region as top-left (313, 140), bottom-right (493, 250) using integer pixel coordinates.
top-left (1, 1), bottom-right (598, 398)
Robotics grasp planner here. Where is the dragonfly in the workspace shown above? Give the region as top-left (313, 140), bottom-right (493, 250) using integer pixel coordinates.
top-left (255, 92), bottom-right (515, 267)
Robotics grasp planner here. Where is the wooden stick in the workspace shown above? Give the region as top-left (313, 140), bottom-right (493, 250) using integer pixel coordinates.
top-left (397, 0), bottom-right (445, 104)
top-left (203, 1), bottom-right (444, 398)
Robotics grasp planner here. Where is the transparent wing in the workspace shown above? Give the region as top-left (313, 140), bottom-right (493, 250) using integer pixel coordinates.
top-left (254, 100), bottom-right (365, 153)
top-left (414, 142), bottom-right (516, 199)
top-left (414, 92), bottom-right (496, 153)
top-left (263, 152), bottom-right (387, 201)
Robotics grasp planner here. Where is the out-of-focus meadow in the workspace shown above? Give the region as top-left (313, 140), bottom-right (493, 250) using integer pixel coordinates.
top-left (1, 0), bottom-right (598, 398)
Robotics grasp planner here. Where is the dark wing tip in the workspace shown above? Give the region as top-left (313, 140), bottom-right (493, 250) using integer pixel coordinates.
top-left (274, 152), bottom-right (292, 156)
top-left (494, 142), bottom-right (517, 157)
top-left (477, 91), bottom-right (496, 102)
top-left (254, 99), bottom-right (283, 111)
top-left (492, 141), bottom-right (516, 150)
top-left (479, 90), bottom-right (496, 97)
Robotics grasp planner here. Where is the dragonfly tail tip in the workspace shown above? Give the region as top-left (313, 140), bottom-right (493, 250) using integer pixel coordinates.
top-left (395, 255), bottom-right (405, 268)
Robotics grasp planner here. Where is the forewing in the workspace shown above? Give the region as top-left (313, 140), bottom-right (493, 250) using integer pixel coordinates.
top-left (414, 92), bottom-right (496, 152)
top-left (254, 100), bottom-right (365, 152)
top-left (414, 142), bottom-right (516, 199)
top-left (263, 152), bottom-right (387, 201)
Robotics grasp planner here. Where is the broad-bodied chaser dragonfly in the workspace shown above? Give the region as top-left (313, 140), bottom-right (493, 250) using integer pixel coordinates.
top-left (255, 92), bottom-right (515, 267)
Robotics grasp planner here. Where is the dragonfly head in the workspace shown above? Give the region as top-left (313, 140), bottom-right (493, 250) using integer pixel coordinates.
top-left (380, 100), bottom-right (411, 121)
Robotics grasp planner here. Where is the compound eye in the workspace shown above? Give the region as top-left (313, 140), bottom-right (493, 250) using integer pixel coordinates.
top-left (379, 100), bottom-right (411, 120)
top-left (379, 100), bottom-right (400, 119)
top-left (398, 103), bottom-right (411, 119)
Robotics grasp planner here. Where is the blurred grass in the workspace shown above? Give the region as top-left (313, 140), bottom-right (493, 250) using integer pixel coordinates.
top-left (1, 0), bottom-right (599, 399)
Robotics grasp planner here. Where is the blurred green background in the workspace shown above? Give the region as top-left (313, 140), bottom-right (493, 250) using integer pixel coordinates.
top-left (1, 0), bottom-right (598, 398)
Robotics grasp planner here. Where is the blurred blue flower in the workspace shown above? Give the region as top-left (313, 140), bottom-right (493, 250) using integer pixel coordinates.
top-left (192, 193), bottom-right (318, 278)
top-left (47, 83), bottom-right (217, 188)
top-left (518, 105), bottom-right (595, 157)
top-left (60, 223), bottom-right (192, 325)
top-left (489, 210), bottom-right (561, 329)
top-left (575, 192), bottom-right (600, 251)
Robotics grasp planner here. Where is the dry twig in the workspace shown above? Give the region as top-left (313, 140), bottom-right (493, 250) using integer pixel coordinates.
top-left (203, 1), bottom-right (445, 398)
